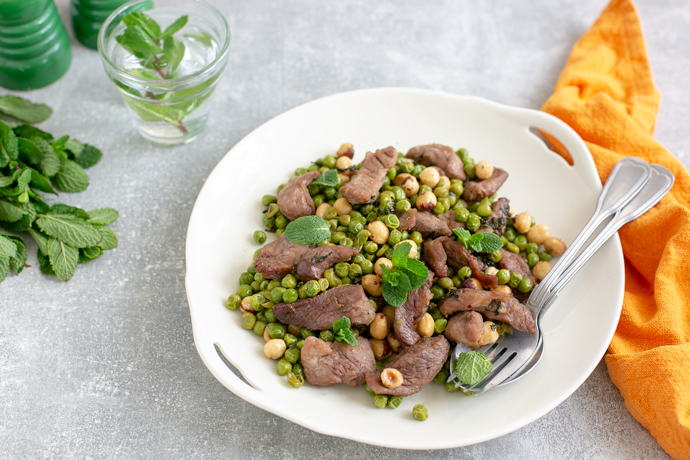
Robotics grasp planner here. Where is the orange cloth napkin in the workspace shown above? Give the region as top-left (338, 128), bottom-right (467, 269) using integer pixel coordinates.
top-left (540, 0), bottom-right (690, 458)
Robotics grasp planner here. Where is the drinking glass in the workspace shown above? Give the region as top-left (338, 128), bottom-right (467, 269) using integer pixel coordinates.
top-left (98, 0), bottom-right (230, 145)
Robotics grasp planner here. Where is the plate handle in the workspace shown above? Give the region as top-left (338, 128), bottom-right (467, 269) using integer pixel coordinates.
top-left (195, 337), bottom-right (264, 397)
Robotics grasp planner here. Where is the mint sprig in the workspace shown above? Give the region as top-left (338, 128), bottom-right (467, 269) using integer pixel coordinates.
top-left (454, 350), bottom-right (493, 386)
top-left (380, 242), bottom-right (429, 307)
top-left (313, 169), bottom-right (339, 187)
top-left (284, 215), bottom-right (331, 245)
top-left (0, 96), bottom-right (52, 124)
top-left (452, 227), bottom-right (503, 253)
top-left (333, 316), bottom-right (357, 346)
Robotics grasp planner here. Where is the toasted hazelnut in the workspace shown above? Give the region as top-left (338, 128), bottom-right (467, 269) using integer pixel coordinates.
top-left (533, 261), bottom-right (552, 282)
top-left (387, 331), bottom-right (401, 352)
top-left (315, 202), bottom-right (331, 218)
top-left (475, 161), bottom-right (494, 180)
top-left (374, 257), bottom-right (393, 276)
top-left (370, 338), bottom-right (392, 361)
top-left (362, 274), bottom-right (383, 297)
top-left (415, 191), bottom-right (437, 211)
top-left (263, 339), bottom-right (286, 359)
top-left (490, 285), bottom-right (512, 295)
top-left (479, 321), bottom-right (499, 346)
top-left (240, 296), bottom-right (257, 313)
top-left (335, 156), bottom-right (353, 170)
top-left (543, 237), bottom-right (567, 257)
top-left (336, 143), bottom-right (354, 158)
top-left (381, 368), bottom-right (404, 389)
top-left (417, 313), bottom-right (434, 337)
top-left (461, 278), bottom-right (483, 290)
top-left (485, 267), bottom-right (499, 276)
top-left (394, 240), bottom-right (418, 258)
top-left (369, 313), bottom-right (390, 340)
top-left (513, 211), bottom-right (532, 234)
top-left (382, 305), bottom-right (397, 326)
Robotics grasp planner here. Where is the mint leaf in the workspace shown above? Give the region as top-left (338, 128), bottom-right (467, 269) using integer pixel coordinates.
top-left (0, 256), bottom-right (8, 283)
top-left (65, 138), bottom-right (83, 157)
top-left (116, 24), bottom-right (160, 59)
top-left (73, 144), bottom-right (102, 169)
top-left (34, 138), bottom-right (60, 177)
top-left (0, 121), bottom-right (18, 163)
top-left (124, 96), bottom-right (186, 124)
top-left (0, 171), bottom-right (18, 187)
top-left (122, 12), bottom-right (161, 39)
top-left (52, 160), bottom-right (88, 193)
top-left (333, 316), bottom-right (357, 346)
top-left (0, 233), bottom-right (18, 259)
top-left (47, 237), bottom-right (78, 282)
top-left (2, 233), bottom-right (27, 274)
top-left (313, 169), bottom-right (339, 187)
top-left (0, 96), bottom-right (52, 124)
top-left (28, 228), bottom-right (49, 256)
top-left (17, 138), bottom-right (43, 164)
top-left (333, 316), bottom-right (350, 333)
top-left (468, 238), bottom-right (483, 252)
top-left (86, 208), bottom-right (119, 225)
top-left (35, 214), bottom-right (102, 248)
top-left (454, 351), bottom-right (493, 386)
top-left (37, 250), bottom-right (54, 275)
top-left (391, 242), bottom-right (411, 268)
top-left (29, 169), bottom-right (57, 194)
top-left (95, 226), bottom-right (118, 250)
top-left (0, 199), bottom-right (27, 222)
top-left (382, 281), bottom-right (407, 307)
top-left (14, 124), bottom-right (53, 141)
top-left (453, 227), bottom-right (471, 246)
top-left (473, 232), bottom-right (503, 253)
top-left (284, 215), bottom-right (331, 244)
top-left (79, 246), bottom-right (102, 263)
top-left (160, 15), bottom-right (188, 39)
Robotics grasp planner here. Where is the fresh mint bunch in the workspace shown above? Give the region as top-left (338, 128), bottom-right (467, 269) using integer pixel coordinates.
top-left (116, 12), bottom-right (188, 80)
top-left (380, 242), bottom-right (429, 307)
top-left (332, 316), bottom-right (357, 346)
top-left (284, 215), bottom-right (331, 245)
top-left (452, 227), bottom-right (503, 253)
top-left (0, 98), bottom-right (118, 284)
top-left (454, 350), bottom-right (493, 386)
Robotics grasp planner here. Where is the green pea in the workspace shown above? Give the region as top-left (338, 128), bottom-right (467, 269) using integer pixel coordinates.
top-left (297, 285), bottom-right (307, 299)
top-left (409, 194), bottom-right (418, 207)
top-left (331, 232), bottom-right (346, 244)
top-left (489, 249), bottom-right (502, 263)
top-left (267, 323), bottom-right (285, 339)
top-left (250, 280), bottom-right (262, 292)
top-left (249, 294), bottom-right (263, 311)
top-left (434, 318), bottom-right (448, 334)
top-left (324, 268), bottom-right (339, 287)
top-left (467, 213), bottom-right (481, 232)
top-left (365, 211), bottom-right (378, 222)
top-left (453, 207), bottom-right (469, 223)
top-left (381, 214), bottom-right (400, 229)
top-left (458, 266), bottom-right (472, 280)
top-left (275, 215), bottom-right (288, 229)
top-left (286, 371), bottom-right (304, 388)
top-left (450, 182), bottom-right (464, 196)
top-left (376, 243), bottom-right (390, 258)
top-left (456, 147), bottom-right (469, 160)
top-left (477, 203), bottom-right (492, 217)
top-left (389, 186), bottom-right (404, 201)
top-left (263, 307), bottom-right (277, 323)
top-left (433, 186), bottom-right (449, 199)
top-left (319, 330), bottom-right (335, 342)
top-left (434, 368), bottom-right (450, 384)
top-left (388, 396), bottom-right (403, 409)
top-left (505, 241), bottom-right (520, 254)
top-left (247, 266), bottom-right (257, 275)
top-left (429, 308), bottom-right (444, 321)
top-left (318, 278), bottom-right (329, 291)
top-left (463, 156), bottom-right (475, 168)
top-left (444, 381), bottom-right (461, 392)
top-left (340, 237), bottom-right (354, 247)
top-left (304, 280), bottom-right (321, 297)
top-left (378, 201), bottom-right (394, 214)
top-left (386, 167), bottom-right (398, 181)
top-left (527, 252), bottom-right (540, 268)
top-left (509, 271), bottom-right (523, 289)
top-left (357, 258), bottom-right (372, 275)
top-left (254, 272), bottom-right (265, 283)
top-left (277, 358), bottom-right (292, 376)
top-left (253, 320), bottom-right (267, 336)
top-left (340, 276), bottom-right (352, 285)
top-left (503, 227), bottom-right (517, 241)
top-left (412, 404), bottom-right (428, 421)
top-left (239, 272), bottom-right (254, 285)
top-left (334, 262), bottom-right (350, 278)
top-left (513, 235), bottom-right (528, 249)
top-left (270, 287), bottom-right (285, 303)
top-left (412, 164), bottom-right (424, 177)
top-left (324, 207), bottom-right (339, 220)
top-left (525, 243), bottom-right (538, 255)
top-left (419, 184), bottom-right (432, 195)
top-left (225, 294), bottom-right (241, 310)
top-left (464, 164), bottom-right (476, 180)
top-left (284, 333), bottom-right (298, 347)
top-left (260, 280), bottom-right (271, 292)
top-left (518, 276), bottom-right (533, 293)
top-left (237, 284), bottom-right (253, 298)
top-left (284, 347), bottom-right (300, 364)
top-left (322, 155), bottom-right (337, 168)
top-left (539, 251), bottom-right (552, 262)
top-left (241, 312), bottom-right (256, 330)
top-left (292, 363), bottom-right (304, 377)
top-left (348, 264), bottom-right (363, 279)
top-left (365, 384), bottom-right (375, 396)
top-left (373, 394), bottom-right (389, 408)
top-left (281, 274), bottom-right (297, 289)
top-left (410, 231), bottom-right (423, 246)
top-left (497, 269), bottom-right (511, 285)
top-left (301, 328), bottom-right (315, 339)
top-left (387, 229), bottom-right (402, 246)
top-left (282, 289), bottom-right (298, 303)
top-left (361, 204), bottom-right (375, 215)
top-left (296, 340), bottom-right (305, 350)
top-left (468, 203), bottom-right (479, 213)
top-left (323, 186), bottom-right (337, 200)
top-left (438, 277), bottom-right (454, 290)
top-left (399, 161), bottom-right (414, 174)
top-left (262, 214), bottom-right (275, 228)
top-left (262, 195), bottom-right (277, 206)
top-left (451, 275), bottom-right (461, 287)
top-left (430, 285), bottom-right (444, 300)
top-left (339, 214), bottom-right (351, 226)
top-left (432, 202), bottom-right (446, 215)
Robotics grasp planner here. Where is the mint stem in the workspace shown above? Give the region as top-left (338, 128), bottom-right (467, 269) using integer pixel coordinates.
top-left (149, 57), bottom-right (189, 136)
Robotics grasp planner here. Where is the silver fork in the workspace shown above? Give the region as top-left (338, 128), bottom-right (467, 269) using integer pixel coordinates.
top-left (447, 157), bottom-right (654, 394)
top-left (496, 163), bottom-right (674, 388)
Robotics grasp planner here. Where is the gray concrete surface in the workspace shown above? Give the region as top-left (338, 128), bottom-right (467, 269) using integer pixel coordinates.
top-left (2, 0), bottom-right (688, 458)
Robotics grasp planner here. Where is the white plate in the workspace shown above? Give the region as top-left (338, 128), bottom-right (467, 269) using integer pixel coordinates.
top-left (185, 88), bottom-right (624, 449)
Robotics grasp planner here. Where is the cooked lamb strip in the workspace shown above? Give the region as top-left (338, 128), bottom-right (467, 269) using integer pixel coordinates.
top-left (396, 209), bottom-right (418, 231)
top-left (462, 168), bottom-right (509, 203)
top-left (438, 210), bottom-right (465, 231)
top-left (423, 238), bottom-right (449, 278)
top-left (297, 246), bottom-right (359, 281)
top-left (364, 336), bottom-right (450, 396)
top-left (301, 336), bottom-right (376, 387)
top-left (272, 284), bottom-right (376, 331)
top-left (444, 311), bottom-right (485, 349)
top-left (440, 237), bottom-right (498, 288)
top-left (413, 211), bottom-right (453, 238)
top-left (393, 271), bottom-right (434, 346)
top-left (479, 197), bottom-right (510, 235)
top-left (277, 170), bottom-right (321, 221)
top-left (438, 288), bottom-right (535, 334)
top-left (405, 144), bottom-right (466, 180)
top-left (499, 249), bottom-right (535, 283)
top-left (254, 234), bottom-right (315, 280)
top-left (341, 146), bottom-right (398, 204)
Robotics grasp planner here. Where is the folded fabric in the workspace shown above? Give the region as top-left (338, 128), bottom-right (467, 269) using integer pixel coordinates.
top-left (539, 0), bottom-right (690, 458)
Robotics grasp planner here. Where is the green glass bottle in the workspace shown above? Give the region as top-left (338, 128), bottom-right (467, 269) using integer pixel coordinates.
top-left (0, 0), bottom-right (72, 90)
top-left (70, 0), bottom-right (132, 50)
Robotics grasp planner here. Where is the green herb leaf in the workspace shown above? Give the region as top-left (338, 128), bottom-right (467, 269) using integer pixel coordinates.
top-left (284, 215), bottom-right (331, 245)
top-left (47, 237), bottom-right (78, 282)
top-left (160, 15), bottom-right (188, 39)
top-left (17, 138), bottom-right (44, 164)
top-left (86, 208), bottom-right (119, 225)
top-left (34, 138), bottom-right (60, 177)
top-left (14, 124), bottom-right (54, 141)
top-left (79, 246), bottom-right (103, 263)
top-left (454, 350), bottom-right (493, 386)
top-left (0, 96), bottom-right (52, 123)
top-left (124, 96), bottom-right (186, 124)
top-left (29, 168), bottom-right (57, 194)
top-left (0, 256), bottom-right (8, 283)
top-left (116, 24), bottom-right (160, 59)
top-left (313, 169), bottom-right (339, 187)
top-left (49, 203), bottom-right (90, 220)
top-left (95, 226), bottom-right (118, 250)
top-left (382, 280), bottom-right (408, 307)
top-left (35, 214), bottom-right (102, 248)
top-left (52, 160), bottom-right (88, 193)
top-left (122, 12), bottom-right (161, 39)
top-left (0, 121), bottom-right (18, 166)
top-left (28, 228), bottom-right (49, 256)
top-left (65, 138), bottom-right (83, 157)
top-left (452, 227), bottom-right (504, 253)
top-left (1, 232), bottom-right (27, 274)
top-left (0, 233), bottom-right (18, 259)
top-left (0, 171), bottom-right (18, 187)
top-left (73, 144), bottom-right (102, 169)
top-left (403, 258), bottom-right (428, 289)
top-left (37, 250), bottom-right (54, 275)
top-left (391, 242), bottom-right (411, 268)
top-left (332, 316), bottom-right (357, 346)
top-left (0, 199), bottom-right (27, 223)
top-left (381, 241), bottom-right (429, 306)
